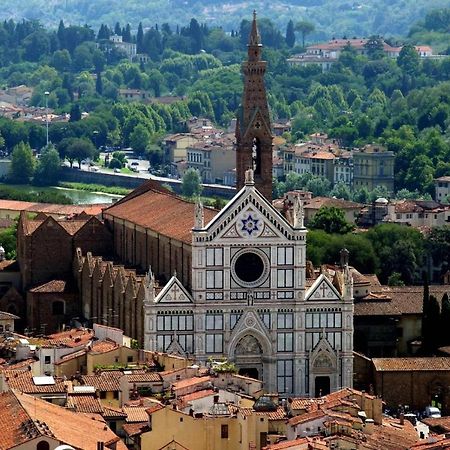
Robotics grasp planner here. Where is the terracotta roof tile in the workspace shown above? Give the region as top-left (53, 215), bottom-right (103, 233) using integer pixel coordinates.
top-left (102, 406), bottom-right (127, 419)
top-left (67, 393), bottom-right (104, 414)
top-left (15, 390), bottom-right (127, 450)
top-left (125, 372), bottom-right (162, 383)
top-left (103, 180), bottom-right (217, 244)
top-left (81, 371), bottom-right (123, 391)
top-left (6, 372), bottom-right (67, 394)
top-left (178, 389), bottom-right (215, 405)
top-left (45, 328), bottom-right (94, 348)
top-left (373, 357), bottom-right (450, 371)
top-left (123, 406), bottom-right (149, 423)
top-left (422, 416), bottom-right (450, 433)
top-left (28, 279), bottom-right (76, 294)
top-left (172, 376), bottom-right (212, 392)
top-left (122, 422), bottom-right (149, 437)
top-left (304, 197), bottom-right (363, 210)
top-left (0, 390), bottom-right (38, 448)
top-left (91, 339), bottom-right (119, 353)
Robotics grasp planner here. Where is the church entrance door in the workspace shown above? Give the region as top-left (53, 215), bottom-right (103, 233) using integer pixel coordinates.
top-left (239, 367), bottom-right (259, 379)
top-left (234, 334), bottom-right (263, 381)
top-left (315, 376), bottom-right (330, 397)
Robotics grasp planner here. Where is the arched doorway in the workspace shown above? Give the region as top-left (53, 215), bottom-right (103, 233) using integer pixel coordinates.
top-left (234, 334), bottom-right (263, 380)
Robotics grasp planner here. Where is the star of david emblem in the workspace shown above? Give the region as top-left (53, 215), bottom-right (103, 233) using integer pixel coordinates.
top-left (241, 214), bottom-right (259, 236)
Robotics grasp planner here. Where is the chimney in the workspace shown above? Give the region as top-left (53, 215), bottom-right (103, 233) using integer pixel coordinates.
top-left (97, 443), bottom-right (104, 450)
top-left (399, 412), bottom-right (404, 425)
top-left (364, 418), bottom-right (374, 435)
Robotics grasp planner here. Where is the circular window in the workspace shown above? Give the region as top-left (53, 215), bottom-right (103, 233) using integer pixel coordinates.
top-left (232, 249), bottom-right (269, 288)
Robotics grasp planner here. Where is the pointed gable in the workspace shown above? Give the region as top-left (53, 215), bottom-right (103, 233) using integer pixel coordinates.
top-left (199, 184), bottom-right (296, 243)
top-left (306, 274), bottom-right (342, 302)
top-left (155, 275), bottom-right (193, 304)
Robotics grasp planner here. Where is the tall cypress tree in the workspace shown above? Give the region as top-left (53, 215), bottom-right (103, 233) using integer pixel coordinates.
top-left (441, 293), bottom-right (450, 347)
top-left (286, 20), bottom-right (295, 48)
top-left (123, 24), bottom-right (131, 42)
top-left (137, 22), bottom-right (144, 53)
top-left (422, 272), bottom-right (430, 353)
top-left (57, 19), bottom-right (65, 49)
top-left (96, 72), bottom-right (103, 95)
top-left (114, 22), bottom-right (121, 36)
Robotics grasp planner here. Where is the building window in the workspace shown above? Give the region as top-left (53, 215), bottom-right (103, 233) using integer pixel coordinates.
top-left (277, 247), bottom-right (293, 265)
top-left (37, 442), bottom-right (50, 450)
top-left (277, 332), bottom-right (293, 352)
top-left (277, 312), bottom-right (293, 329)
top-left (206, 270), bottom-right (223, 289)
top-left (277, 360), bottom-right (293, 394)
top-left (44, 356), bottom-right (51, 364)
top-left (259, 312), bottom-right (271, 329)
top-left (206, 334), bottom-right (223, 353)
top-left (127, 356), bottom-right (133, 363)
top-left (52, 301), bottom-right (64, 315)
top-left (178, 334), bottom-right (194, 353)
top-left (100, 391), bottom-right (106, 399)
top-left (113, 391), bottom-right (119, 400)
top-left (156, 335), bottom-right (172, 351)
top-left (157, 314), bottom-right (193, 331)
top-left (221, 424), bottom-right (229, 439)
top-left (277, 269), bottom-right (293, 288)
top-left (206, 248), bottom-right (223, 266)
top-left (230, 312), bottom-right (242, 329)
top-left (305, 312), bottom-right (341, 329)
top-left (206, 313), bottom-right (223, 330)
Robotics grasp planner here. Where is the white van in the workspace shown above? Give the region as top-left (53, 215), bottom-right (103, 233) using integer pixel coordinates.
top-left (424, 406), bottom-right (441, 418)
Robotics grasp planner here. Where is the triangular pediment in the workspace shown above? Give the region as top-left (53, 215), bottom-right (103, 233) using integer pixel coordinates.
top-left (155, 276), bottom-right (193, 304)
top-left (166, 337), bottom-right (186, 356)
top-left (201, 186), bottom-right (295, 242)
top-left (242, 108), bottom-right (271, 139)
top-left (229, 309), bottom-right (271, 351)
top-left (305, 274), bottom-right (342, 302)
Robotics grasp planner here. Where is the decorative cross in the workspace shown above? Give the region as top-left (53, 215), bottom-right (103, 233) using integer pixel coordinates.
top-left (320, 282), bottom-right (328, 298)
top-left (172, 284), bottom-right (180, 301)
top-left (254, 121), bottom-right (261, 129)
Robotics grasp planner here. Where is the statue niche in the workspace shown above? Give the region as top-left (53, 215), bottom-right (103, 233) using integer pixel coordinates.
top-left (235, 335), bottom-right (263, 355)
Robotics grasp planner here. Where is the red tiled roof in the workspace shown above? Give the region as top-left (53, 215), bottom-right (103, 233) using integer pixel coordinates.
top-left (67, 393), bottom-right (104, 414)
top-left (81, 371), bottom-right (123, 391)
top-left (46, 328), bottom-right (94, 348)
top-left (29, 279), bottom-right (77, 294)
top-left (122, 422), bottom-right (149, 437)
top-left (124, 372), bottom-right (162, 383)
top-left (103, 179), bottom-right (217, 244)
top-left (0, 390), bottom-right (38, 448)
top-left (172, 376), bottom-right (212, 391)
top-left (355, 286), bottom-right (449, 316)
top-left (304, 197), bottom-right (363, 211)
top-left (16, 390), bottom-right (127, 450)
top-left (91, 339), bottom-right (119, 353)
top-left (123, 406), bottom-right (149, 423)
top-left (6, 372), bottom-right (67, 394)
top-left (373, 357), bottom-right (450, 371)
top-left (178, 389), bottom-right (215, 404)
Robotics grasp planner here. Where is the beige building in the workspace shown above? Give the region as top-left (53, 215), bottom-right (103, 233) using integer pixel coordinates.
top-left (163, 133), bottom-right (199, 164)
top-left (353, 144), bottom-right (394, 193)
top-left (186, 135), bottom-right (235, 184)
top-left (384, 199), bottom-right (450, 227)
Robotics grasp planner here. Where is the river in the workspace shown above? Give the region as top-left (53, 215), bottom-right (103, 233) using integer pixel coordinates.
top-left (2, 184), bottom-right (123, 205)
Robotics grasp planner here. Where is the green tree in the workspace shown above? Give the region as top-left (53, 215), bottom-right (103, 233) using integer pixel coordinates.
top-left (309, 206), bottom-right (354, 234)
top-left (387, 272), bottom-right (405, 286)
top-left (9, 142), bottom-right (35, 184)
top-left (295, 21), bottom-right (315, 48)
top-left (285, 20), bottom-right (296, 48)
top-left (182, 167), bottom-right (202, 197)
top-left (441, 293), bottom-right (450, 347)
top-left (66, 138), bottom-right (95, 168)
top-left (33, 145), bottom-right (61, 186)
top-left (70, 103), bottom-right (82, 122)
top-left (129, 124), bottom-right (151, 155)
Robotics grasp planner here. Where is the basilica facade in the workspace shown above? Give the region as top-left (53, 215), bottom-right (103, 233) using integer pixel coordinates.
top-left (143, 13), bottom-right (354, 396)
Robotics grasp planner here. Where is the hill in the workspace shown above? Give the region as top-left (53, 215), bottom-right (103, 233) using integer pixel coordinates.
top-left (2, 0), bottom-right (450, 38)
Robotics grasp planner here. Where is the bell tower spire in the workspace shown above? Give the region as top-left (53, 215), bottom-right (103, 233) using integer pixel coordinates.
top-left (236, 11), bottom-right (273, 201)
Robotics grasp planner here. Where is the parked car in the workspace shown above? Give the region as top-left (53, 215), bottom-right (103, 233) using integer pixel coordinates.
top-left (424, 406), bottom-right (441, 418)
top-left (114, 168), bottom-right (121, 173)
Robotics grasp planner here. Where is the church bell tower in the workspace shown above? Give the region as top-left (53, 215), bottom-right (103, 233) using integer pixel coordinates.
top-left (236, 11), bottom-right (273, 201)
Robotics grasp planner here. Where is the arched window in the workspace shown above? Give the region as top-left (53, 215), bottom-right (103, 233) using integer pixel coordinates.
top-left (36, 441), bottom-right (50, 450)
top-left (52, 300), bottom-right (65, 316)
top-left (251, 137), bottom-right (261, 175)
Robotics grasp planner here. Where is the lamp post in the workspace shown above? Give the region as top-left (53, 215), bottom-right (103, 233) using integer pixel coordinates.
top-left (44, 91), bottom-right (50, 147)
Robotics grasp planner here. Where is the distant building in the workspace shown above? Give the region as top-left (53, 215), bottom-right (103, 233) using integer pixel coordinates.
top-left (109, 34), bottom-right (137, 59)
top-left (352, 144), bottom-right (394, 193)
top-left (435, 176), bottom-right (450, 203)
top-left (287, 39), bottom-right (435, 71)
top-left (186, 134), bottom-right (235, 184)
top-left (118, 88), bottom-right (151, 102)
